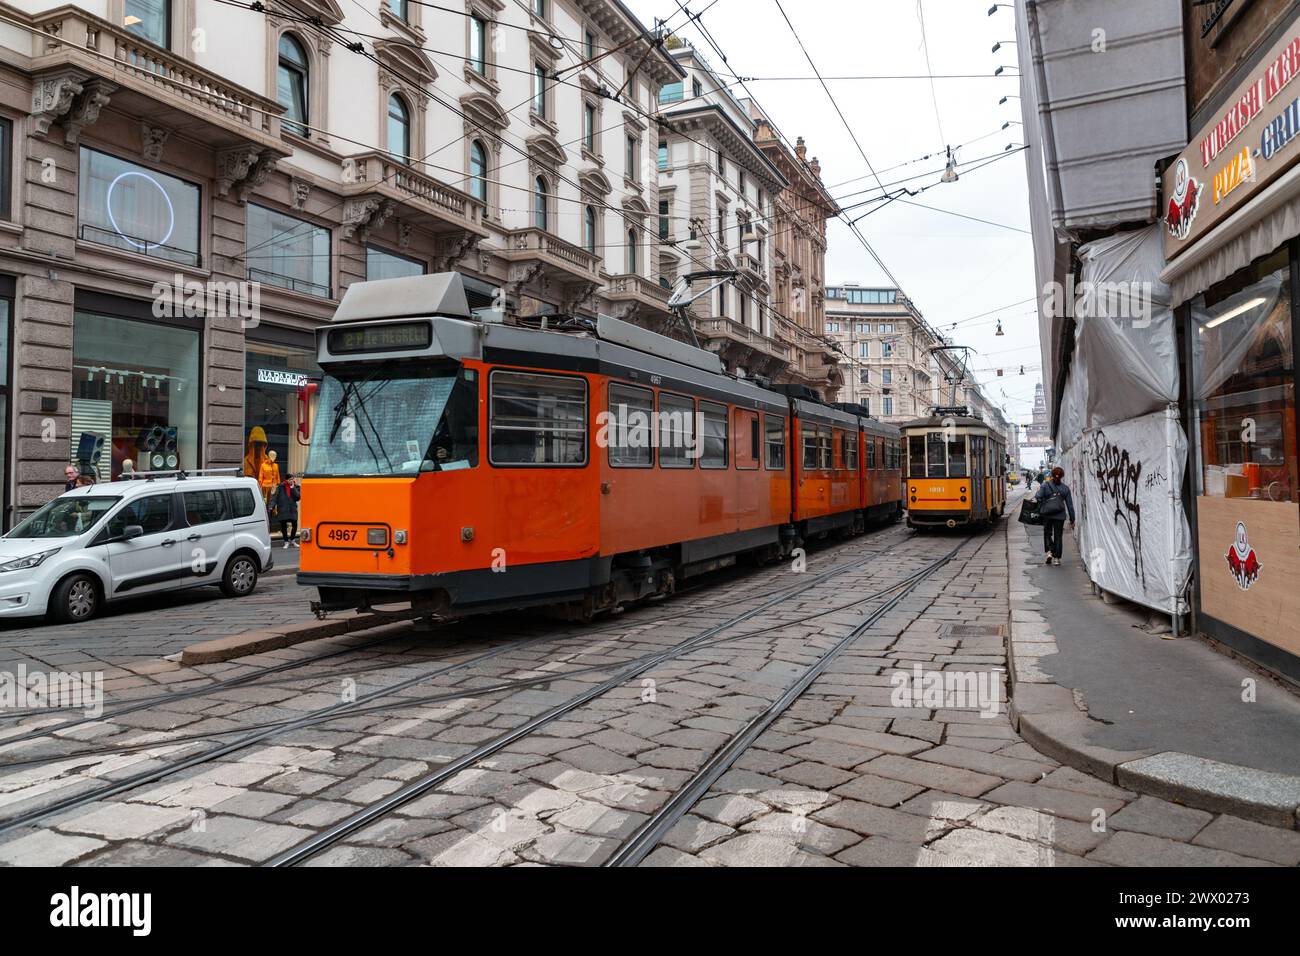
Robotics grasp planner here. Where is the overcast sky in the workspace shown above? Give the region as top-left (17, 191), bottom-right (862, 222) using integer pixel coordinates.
top-left (624, 0), bottom-right (1041, 428)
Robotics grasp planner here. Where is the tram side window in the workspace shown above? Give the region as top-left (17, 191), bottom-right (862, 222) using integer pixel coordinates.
top-left (489, 371), bottom-right (587, 466)
top-left (802, 424), bottom-right (818, 470)
top-left (659, 392), bottom-right (695, 468)
top-left (845, 433), bottom-right (858, 471)
top-left (764, 415), bottom-right (785, 470)
top-left (818, 427), bottom-right (833, 470)
top-left (948, 435), bottom-right (968, 477)
top-left (866, 436), bottom-right (876, 470)
top-left (608, 383), bottom-right (654, 468)
top-left (700, 401), bottom-right (728, 469)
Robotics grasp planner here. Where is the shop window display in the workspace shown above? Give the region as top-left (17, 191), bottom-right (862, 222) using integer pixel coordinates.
top-left (1192, 249), bottom-right (1297, 504)
top-left (71, 311), bottom-right (199, 479)
top-left (244, 341), bottom-right (320, 485)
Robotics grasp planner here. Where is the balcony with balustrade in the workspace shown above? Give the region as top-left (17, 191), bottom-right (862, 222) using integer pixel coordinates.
top-left (342, 152), bottom-right (489, 240)
top-left (603, 273), bottom-right (674, 325)
top-left (26, 6), bottom-right (290, 158)
top-left (695, 316), bottom-right (793, 380)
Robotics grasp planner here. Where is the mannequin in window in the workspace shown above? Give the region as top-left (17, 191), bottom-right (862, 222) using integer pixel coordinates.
top-left (259, 449), bottom-right (281, 506)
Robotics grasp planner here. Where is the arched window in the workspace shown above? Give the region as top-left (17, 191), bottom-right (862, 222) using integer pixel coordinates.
top-left (277, 33), bottom-right (309, 137)
top-left (469, 140), bottom-right (488, 203)
top-left (584, 206), bottom-right (597, 254)
top-left (387, 93), bottom-right (411, 164)
top-left (534, 176), bottom-right (549, 230)
top-left (626, 228), bottom-right (638, 274)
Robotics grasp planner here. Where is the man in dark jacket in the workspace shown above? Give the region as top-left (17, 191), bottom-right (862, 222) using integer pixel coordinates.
top-left (1034, 466), bottom-right (1076, 565)
top-left (271, 474), bottom-right (301, 548)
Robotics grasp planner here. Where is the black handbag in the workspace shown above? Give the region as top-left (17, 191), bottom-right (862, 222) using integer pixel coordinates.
top-left (1018, 499), bottom-right (1042, 525)
top-left (1039, 488), bottom-right (1066, 519)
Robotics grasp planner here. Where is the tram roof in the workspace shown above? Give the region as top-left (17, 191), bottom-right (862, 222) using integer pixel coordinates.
top-left (899, 414), bottom-right (998, 432)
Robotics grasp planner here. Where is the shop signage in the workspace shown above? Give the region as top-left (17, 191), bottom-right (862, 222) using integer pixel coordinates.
top-left (1225, 521), bottom-right (1263, 591)
top-left (256, 368), bottom-right (309, 388)
top-left (1164, 18), bottom-right (1300, 260)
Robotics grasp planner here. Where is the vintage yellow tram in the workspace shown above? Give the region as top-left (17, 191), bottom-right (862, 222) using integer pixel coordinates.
top-left (900, 408), bottom-right (1008, 530)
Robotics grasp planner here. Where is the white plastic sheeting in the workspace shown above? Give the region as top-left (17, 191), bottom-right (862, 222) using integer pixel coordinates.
top-left (1053, 224), bottom-right (1192, 615)
top-left (1058, 409), bottom-right (1192, 614)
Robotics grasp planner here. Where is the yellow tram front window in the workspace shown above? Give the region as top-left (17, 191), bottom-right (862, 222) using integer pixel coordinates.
top-left (947, 436), bottom-right (968, 477)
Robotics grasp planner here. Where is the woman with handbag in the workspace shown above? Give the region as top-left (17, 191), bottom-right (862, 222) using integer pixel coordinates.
top-left (1035, 466), bottom-right (1076, 565)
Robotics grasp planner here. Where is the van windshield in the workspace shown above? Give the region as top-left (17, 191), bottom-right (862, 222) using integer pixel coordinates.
top-left (6, 497), bottom-right (118, 539)
top-left (305, 363), bottom-right (478, 477)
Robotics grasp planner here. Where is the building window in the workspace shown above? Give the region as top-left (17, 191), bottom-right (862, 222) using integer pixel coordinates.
top-left (858, 341), bottom-right (869, 358)
top-left (584, 206), bottom-right (597, 254)
top-left (881, 323), bottom-right (894, 333)
top-left (692, 77), bottom-right (702, 99)
top-left (826, 321), bottom-right (839, 333)
top-left (469, 15), bottom-right (487, 74)
top-left (123, 0), bottom-right (170, 48)
top-left (277, 33), bottom-right (310, 137)
top-left (366, 245), bottom-right (424, 280)
top-left (72, 310), bottom-right (199, 480)
top-left (534, 176), bottom-right (549, 230)
top-left (659, 81), bottom-right (684, 104)
top-left (246, 203), bottom-right (331, 297)
top-left (658, 141), bottom-right (668, 170)
top-left (0, 296), bottom-right (10, 526)
top-left (469, 139), bottom-right (488, 202)
top-left (584, 104), bottom-right (596, 151)
top-left (0, 118), bottom-right (13, 221)
top-left (533, 63), bottom-right (547, 118)
top-left (859, 368), bottom-right (869, 385)
top-left (387, 93), bottom-right (411, 163)
top-left (717, 150), bottom-right (725, 176)
top-left (489, 370), bottom-right (587, 467)
top-left (533, 0), bottom-right (547, 17)
top-left (883, 340), bottom-right (895, 357)
top-left (626, 135), bottom-right (638, 180)
top-left (78, 147), bottom-right (200, 266)
top-left (387, 0), bottom-right (408, 21)
top-left (626, 228), bottom-right (638, 274)
top-left (718, 211), bottom-right (725, 253)
top-left (738, 170), bottom-right (746, 197)
top-left (717, 282), bottom-right (727, 317)
top-left (739, 294), bottom-right (748, 327)
top-left (585, 28), bottom-right (596, 60)
top-left (884, 397), bottom-right (894, 417)
top-left (883, 369), bottom-right (892, 385)
top-left (659, 200), bottom-right (669, 240)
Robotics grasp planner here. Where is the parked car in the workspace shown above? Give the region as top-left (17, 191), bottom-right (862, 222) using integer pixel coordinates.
top-left (0, 472), bottom-right (273, 623)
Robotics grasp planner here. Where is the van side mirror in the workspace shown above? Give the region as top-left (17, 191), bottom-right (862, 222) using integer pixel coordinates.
top-left (122, 524), bottom-right (144, 541)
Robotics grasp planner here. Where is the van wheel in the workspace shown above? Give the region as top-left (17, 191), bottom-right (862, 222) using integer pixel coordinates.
top-left (221, 553), bottom-right (259, 598)
top-left (50, 573), bottom-right (100, 623)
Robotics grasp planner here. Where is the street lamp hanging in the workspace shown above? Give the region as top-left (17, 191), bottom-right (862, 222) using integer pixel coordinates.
top-left (995, 319), bottom-right (1004, 335)
top-left (941, 146), bottom-right (959, 184)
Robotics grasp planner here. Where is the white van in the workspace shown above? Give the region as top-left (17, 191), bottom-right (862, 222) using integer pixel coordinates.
top-left (0, 471), bottom-right (274, 623)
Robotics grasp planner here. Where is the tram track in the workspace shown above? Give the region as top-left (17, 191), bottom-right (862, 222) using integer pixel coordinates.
top-left (0, 526), bottom-right (914, 837)
top-left (0, 527), bottom-right (906, 748)
top-left (264, 529), bottom-right (979, 866)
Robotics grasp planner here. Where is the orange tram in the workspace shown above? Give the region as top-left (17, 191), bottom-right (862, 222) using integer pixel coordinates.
top-left (899, 411), bottom-right (1009, 530)
top-left (296, 273), bottom-right (903, 619)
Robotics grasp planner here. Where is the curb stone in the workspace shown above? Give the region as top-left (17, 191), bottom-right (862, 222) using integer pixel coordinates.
top-left (180, 611), bottom-right (420, 665)
top-left (1002, 498), bottom-right (1300, 829)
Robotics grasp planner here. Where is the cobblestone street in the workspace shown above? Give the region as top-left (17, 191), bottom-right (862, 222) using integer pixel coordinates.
top-left (1, 517), bottom-right (1296, 868)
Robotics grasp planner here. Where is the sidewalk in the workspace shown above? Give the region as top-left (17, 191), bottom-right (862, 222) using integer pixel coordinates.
top-left (1005, 492), bottom-right (1300, 826)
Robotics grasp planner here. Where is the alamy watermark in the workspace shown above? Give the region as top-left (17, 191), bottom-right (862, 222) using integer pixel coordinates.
top-left (0, 665), bottom-right (103, 718)
top-left (890, 664), bottom-right (1005, 718)
top-left (1041, 275), bottom-right (1156, 328)
top-left (151, 274), bottom-right (262, 328)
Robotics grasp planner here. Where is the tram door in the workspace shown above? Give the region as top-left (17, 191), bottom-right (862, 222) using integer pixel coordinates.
top-left (970, 435), bottom-right (987, 518)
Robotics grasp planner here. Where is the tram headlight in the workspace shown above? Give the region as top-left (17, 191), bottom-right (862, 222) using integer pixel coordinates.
top-left (394, 530), bottom-right (408, 545)
top-left (960, 486), bottom-right (968, 494)
top-left (910, 496), bottom-right (917, 503)
top-left (961, 496), bottom-right (967, 502)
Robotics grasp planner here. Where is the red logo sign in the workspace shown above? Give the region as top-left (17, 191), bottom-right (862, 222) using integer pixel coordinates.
top-left (1166, 159), bottom-right (1203, 241)
top-left (1225, 521), bottom-right (1262, 590)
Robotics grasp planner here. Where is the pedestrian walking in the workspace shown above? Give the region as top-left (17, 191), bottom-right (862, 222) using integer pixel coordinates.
top-left (1035, 466), bottom-right (1076, 565)
top-left (271, 473), bottom-right (300, 548)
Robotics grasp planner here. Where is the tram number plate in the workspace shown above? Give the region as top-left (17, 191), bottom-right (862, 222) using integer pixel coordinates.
top-left (318, 524), bottom-right (388, 549)
top-left (929, 487), bottom-right (945, 494)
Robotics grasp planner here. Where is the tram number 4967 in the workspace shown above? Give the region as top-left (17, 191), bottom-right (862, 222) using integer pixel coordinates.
top-left (326, 528), bottom-right (358, 543)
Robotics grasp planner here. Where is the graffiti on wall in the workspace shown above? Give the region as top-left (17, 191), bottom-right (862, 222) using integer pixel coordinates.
top-left (1090, 430), bottom-right (1144, 583)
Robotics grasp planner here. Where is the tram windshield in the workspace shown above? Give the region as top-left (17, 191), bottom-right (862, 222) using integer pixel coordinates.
top-left (305, 362), bottom-right (478, 477)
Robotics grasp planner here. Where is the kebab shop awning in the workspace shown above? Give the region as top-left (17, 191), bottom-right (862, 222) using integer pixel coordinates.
top-left (1160, 16), bottom-right (1300, 305)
